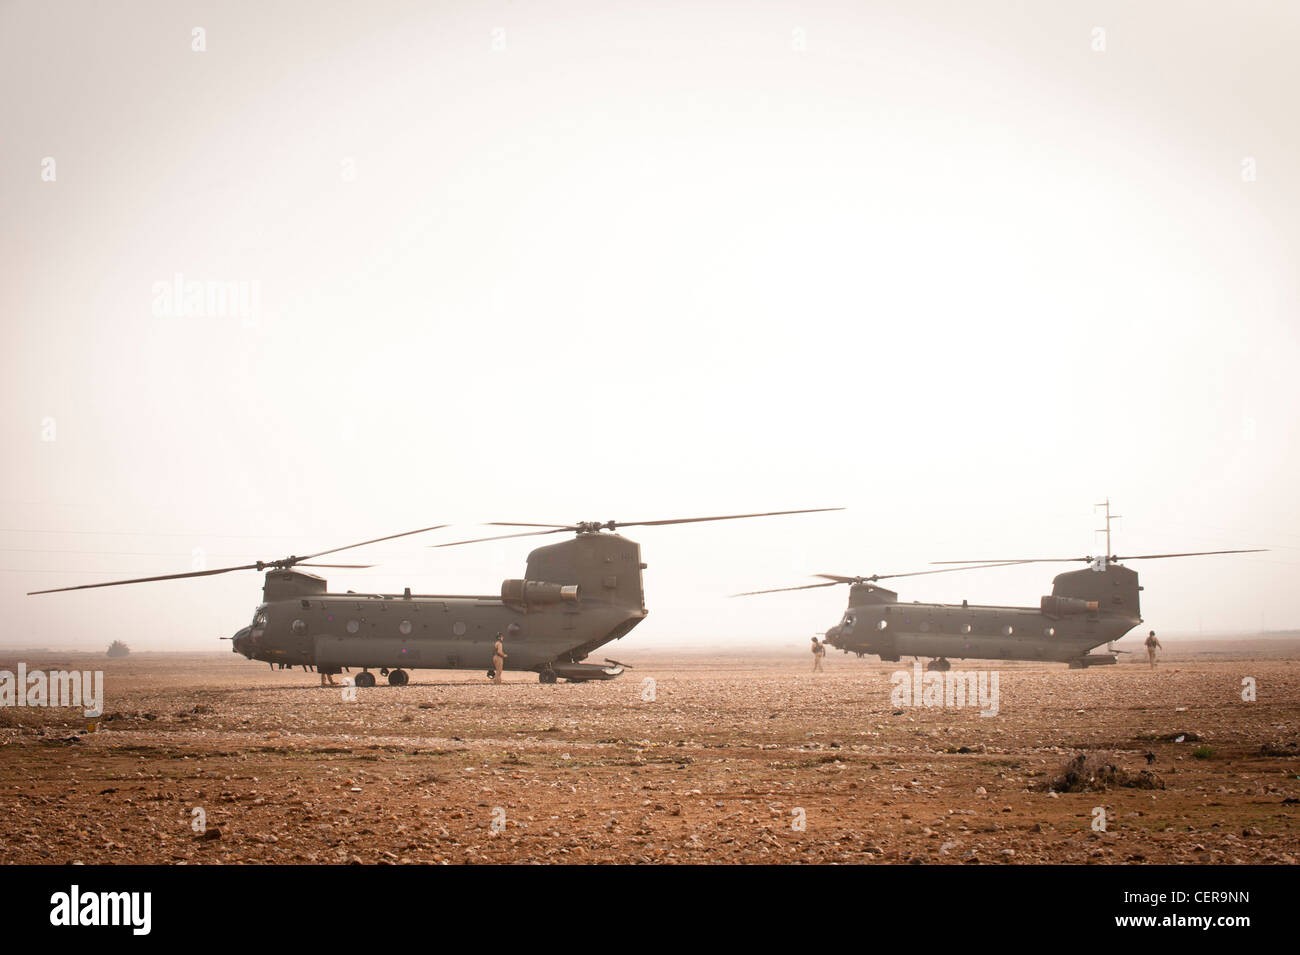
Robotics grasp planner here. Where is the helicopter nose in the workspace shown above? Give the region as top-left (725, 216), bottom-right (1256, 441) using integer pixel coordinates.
top-left (231, 626), bottom-right (253, 658)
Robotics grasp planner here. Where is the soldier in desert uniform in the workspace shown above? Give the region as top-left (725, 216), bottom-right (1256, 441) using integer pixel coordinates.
top-left (1144, 630), bottom-right (1161, 669)
top-left (492, 632), bottom-right (507, 684)
top-left (811, 636), bottom-right (826, 672)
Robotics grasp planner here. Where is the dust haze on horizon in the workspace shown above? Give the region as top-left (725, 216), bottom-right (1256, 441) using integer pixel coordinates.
top-left (2, 1), bottom-right (1297, 654)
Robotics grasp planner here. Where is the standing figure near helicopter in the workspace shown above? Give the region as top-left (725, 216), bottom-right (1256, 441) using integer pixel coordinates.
top-left (1144, 630), bottom-right (1161, 668)
top-left (492, 632), bottom-right (508, 684)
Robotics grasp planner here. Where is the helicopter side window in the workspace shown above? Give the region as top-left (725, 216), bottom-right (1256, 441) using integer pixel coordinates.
top-left (253, 613), bottom-right (268, 629)
top-left (844, 614), bottom-right (855, 627)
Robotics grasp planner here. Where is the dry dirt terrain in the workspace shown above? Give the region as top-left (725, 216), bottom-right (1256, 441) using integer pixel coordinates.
top-left (2, 641), bottom-right (1298, 864)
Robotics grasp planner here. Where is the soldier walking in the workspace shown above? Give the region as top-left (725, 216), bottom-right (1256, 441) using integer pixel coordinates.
top-left (493, 632), bottom-right (508, 684)
top-left (811, 636), bottom-right (826, 672)
top-left (1144, 630), bottom-right (1161, 668)
top-left (319, 668), bottom-right (338, 687)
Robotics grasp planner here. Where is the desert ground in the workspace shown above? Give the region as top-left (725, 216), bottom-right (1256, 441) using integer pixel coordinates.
top-left (1, 639), bottom-right (1297, 864)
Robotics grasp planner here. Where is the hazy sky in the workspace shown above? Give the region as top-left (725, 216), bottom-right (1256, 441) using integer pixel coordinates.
top-left (3, 1), bottom-right (1297, 651)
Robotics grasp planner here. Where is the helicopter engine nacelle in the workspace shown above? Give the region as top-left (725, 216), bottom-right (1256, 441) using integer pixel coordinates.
top-left (1040, 595), bottom-right (1099, 617)
top-left (501, 579), bottom-right (580, 610)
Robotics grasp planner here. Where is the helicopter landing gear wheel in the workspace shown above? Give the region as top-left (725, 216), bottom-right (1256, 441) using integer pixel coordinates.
top-left (539, 668), bottom-right (558, 685)
top-left (354, 671), bottom-right (376, 688)
top-left (387, 669), bottom-right (409, 687)
top-left (925, 657), bottom-right (951, 673)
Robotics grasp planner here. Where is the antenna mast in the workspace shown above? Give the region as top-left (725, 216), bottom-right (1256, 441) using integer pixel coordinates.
top-left (1095, 498), bottom-right (1122, 557)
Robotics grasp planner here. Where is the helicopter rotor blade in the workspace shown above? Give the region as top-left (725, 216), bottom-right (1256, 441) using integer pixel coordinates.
top-left (486, 523), bottom-right (576, 529)
top-left (440, 508), bottom-right (842, 548)
top-left (814, 562), bottom-right (1034, 583)
top-left (27, 523), bottom-right (449, 595)
top-left (1112, 549), bottom-right (1267, 560)
top-left (611, 508), bottom-right (844, 529)
top-left (930, 558), bottom-right (1087, 565)
top-left (731, 581), bottom-right (843, 597)
top-left (433, 527), bottom-right (573, 548)
top-left (871, 561), bottom-right (1034, 579)
top-left (735, 561), bottom-right (1037, 598)
top-left (302, 524), bottom-right (450, 561)
top-left (934, 548), bottom-right (1266, 565)
top-left (28, 563), bottom-right (263, 595)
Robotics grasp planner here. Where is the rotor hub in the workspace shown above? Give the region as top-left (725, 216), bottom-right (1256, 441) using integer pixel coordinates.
top-left (258, 557), bottom-right (299, 571)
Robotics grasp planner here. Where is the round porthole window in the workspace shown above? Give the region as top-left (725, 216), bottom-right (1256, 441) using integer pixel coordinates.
top-left (1003, 625), bottom-right (1015, 636)
top-left (1045, 626), bottom-right (1055, 637)
top-left (291, 619), bottom-right (307, 635)
top-left (399, 619), bottom-right (413, 636)
top-left (877, 620), bottom-right (888, 631)
top-left (961, 623), bottom-right (972, 634)
top-left (453, 621), bottom-right (467, 636)
top-left (346, 619), bottom-right (360, 634)
top-left (919, 621), bottom-right (930, 633)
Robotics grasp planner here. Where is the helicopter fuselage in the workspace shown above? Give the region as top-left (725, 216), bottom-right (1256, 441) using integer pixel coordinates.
top-left (825, 564), bottom-right (1143, 668)
top-left (231, 533), bottom-right (649, 680)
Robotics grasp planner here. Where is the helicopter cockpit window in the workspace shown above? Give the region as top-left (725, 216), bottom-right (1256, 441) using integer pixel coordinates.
top-left (253, 613), bottom-right (268, 629)
top-left (844, 614), bottom-right (855, 626)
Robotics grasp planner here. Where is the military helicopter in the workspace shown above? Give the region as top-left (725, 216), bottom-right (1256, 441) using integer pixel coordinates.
top-left (736, 508), bottom-right (1263, 670)
top-left (30, 509), bottom-right (840, 685)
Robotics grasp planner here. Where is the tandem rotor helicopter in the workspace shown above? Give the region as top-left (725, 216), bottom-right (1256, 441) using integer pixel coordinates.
top-left (29, 508), bottom-right (841, 685)
top-left (736, 503), bottom-right (1264, 670)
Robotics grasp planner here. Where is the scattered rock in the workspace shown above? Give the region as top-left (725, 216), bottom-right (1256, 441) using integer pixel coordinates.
top-left (1042, 752), bottom-right (1165, 793)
